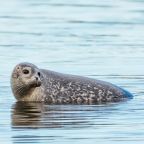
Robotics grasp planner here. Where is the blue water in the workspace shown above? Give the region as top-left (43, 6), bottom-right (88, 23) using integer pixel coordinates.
top-left (0, 0), bottom-right (144, 143)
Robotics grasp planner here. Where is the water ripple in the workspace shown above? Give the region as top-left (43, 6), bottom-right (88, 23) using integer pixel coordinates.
top-left (0, 0), bottom-right (144, 143)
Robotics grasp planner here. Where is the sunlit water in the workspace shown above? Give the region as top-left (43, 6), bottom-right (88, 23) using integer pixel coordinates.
top-left (0, 0), bottom-right (144, 144)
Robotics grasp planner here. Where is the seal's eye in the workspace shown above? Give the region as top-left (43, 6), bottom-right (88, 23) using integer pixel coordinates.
top-left (22, 69), bottom-right (29, 75)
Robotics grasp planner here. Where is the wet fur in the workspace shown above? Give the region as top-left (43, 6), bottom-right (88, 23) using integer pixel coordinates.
top-left (11, 62), bottom-right (133, 104)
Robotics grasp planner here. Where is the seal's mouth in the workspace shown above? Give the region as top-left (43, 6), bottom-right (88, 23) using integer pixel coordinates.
top-left (36, 80), bottom-right (41, 87)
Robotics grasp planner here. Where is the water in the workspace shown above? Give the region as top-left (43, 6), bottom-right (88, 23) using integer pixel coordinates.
top-left (0, 0), bottom-right (144, 143)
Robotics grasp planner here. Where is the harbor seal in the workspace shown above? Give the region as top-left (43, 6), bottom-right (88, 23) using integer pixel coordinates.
top-left (11, 62), bottom-right (133, 104)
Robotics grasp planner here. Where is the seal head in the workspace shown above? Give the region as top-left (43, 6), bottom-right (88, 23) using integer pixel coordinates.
top-left (11, 62), bottom-right (42, 101)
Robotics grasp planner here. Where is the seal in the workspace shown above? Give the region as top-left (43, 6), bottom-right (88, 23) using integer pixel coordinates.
top-left (11, 62), bottom-right (133, 104)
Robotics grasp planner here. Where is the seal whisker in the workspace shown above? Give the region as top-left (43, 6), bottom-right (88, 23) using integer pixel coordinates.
top-left (15, 85), bottom-right (27, 96)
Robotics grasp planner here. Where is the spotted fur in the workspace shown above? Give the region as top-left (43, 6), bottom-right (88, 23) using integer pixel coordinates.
top-left (11, 62), bottom-right (133, 104)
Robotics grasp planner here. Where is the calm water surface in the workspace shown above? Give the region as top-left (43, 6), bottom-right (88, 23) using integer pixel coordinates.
top-left (0, 0), bottom-right (144, 144)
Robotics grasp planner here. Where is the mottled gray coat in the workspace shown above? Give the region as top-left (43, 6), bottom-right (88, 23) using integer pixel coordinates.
top-left (11, 63), bottom-right (133, 104)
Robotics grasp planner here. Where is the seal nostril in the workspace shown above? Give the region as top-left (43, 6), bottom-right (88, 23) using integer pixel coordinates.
top-left (35, 77), bottom-right (38, 81)
top-left (38, 72), bottom-right (40, 77)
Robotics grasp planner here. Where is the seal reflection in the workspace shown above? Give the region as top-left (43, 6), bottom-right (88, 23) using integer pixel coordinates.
top-left (11, 102), bottom-right (94, 129)
top-left (11, 102), bottom-right (121, 143)
top-left (11, 102), bottom-right (118, 129)
top-left (11, 102), bottom-right (44, 128)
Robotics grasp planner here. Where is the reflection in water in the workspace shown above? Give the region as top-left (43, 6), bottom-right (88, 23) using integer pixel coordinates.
top-left (10, 101), bottom-right (144, 143)
top-left (11, 102), bottom-right (129, 143)
top-left (11, 102), bottom-right (44, 128)
top-left (11, 102), bottom-right (119, 129)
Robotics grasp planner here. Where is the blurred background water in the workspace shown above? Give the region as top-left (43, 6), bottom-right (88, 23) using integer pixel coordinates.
top-left (0, 0), bottom-right (144, 144)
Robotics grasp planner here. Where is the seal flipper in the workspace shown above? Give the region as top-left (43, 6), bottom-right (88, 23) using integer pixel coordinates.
top-left (122, 88), bottom-right (133, 99)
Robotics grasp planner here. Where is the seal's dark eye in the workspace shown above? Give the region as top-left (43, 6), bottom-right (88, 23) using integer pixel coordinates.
top-left (23, 69), bottom-right (29, 74)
